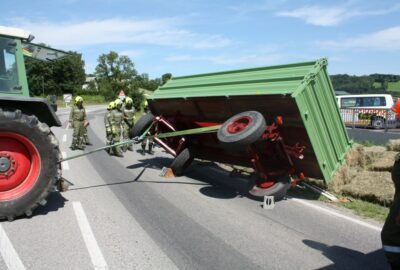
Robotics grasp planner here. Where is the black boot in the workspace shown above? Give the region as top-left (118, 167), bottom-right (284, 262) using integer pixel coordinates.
top-left (70, 138), bottom-right (78, 150)
top-left (148, 143), bottom-right (154, 154)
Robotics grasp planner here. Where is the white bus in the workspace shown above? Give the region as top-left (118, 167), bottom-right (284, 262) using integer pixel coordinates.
top-left (335, 94), bottom-right (396, 129)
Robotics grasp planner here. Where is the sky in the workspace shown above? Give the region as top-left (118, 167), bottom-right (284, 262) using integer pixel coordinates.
top-left (2, 0), bottom-right (400, 78)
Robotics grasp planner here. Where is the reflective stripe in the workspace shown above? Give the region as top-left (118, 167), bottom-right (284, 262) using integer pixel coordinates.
top-left (383, 245), bottom-right (400, 253)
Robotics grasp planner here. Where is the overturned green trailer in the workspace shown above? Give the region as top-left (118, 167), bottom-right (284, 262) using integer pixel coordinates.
top-left (132, 58), bottom-right (352, 200)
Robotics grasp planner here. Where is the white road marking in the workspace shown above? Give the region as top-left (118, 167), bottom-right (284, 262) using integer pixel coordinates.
top-left (62, 152), bottom-right (70, 171)
top-left (73, 202), bottom-right (108, 270)
top-left (290, 198), bottom-right (382, 232)
top-left (0, 224), bottom-right (26, 270)
top-left (62, 134), bottom-right (67, 143)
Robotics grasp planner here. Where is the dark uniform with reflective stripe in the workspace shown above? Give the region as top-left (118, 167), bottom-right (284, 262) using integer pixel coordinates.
top-left (382, 153), bottom-right (400, 269)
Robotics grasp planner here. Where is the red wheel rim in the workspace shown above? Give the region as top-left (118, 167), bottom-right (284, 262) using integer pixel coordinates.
top-left (258, 181), bottom-right (275, 189)
top-left (227, 116), bottom-right (253, 134)
top-left (0, 133), bottom-right (41, 201)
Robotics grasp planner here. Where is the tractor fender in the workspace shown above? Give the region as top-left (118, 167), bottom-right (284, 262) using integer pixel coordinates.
top-left (0, 96), bottom-right (61, 127)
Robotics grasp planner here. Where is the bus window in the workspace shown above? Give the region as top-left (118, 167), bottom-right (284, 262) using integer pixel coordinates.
top-left (341, 97), bottom-right (357, 108)
top-left (361, 97), bottom-right (386, 107)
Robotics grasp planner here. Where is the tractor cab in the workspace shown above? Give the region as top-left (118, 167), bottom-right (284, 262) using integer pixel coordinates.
top-left (0, 26), bottom-right (68, 97)
top-left (0, 26), bottom-right (69, 126)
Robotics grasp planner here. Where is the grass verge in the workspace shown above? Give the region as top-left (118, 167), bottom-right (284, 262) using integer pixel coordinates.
top-left (288, 185), bottom-right (389, 223)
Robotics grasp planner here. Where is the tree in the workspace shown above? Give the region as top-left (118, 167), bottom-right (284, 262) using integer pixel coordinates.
top-left (161, 73), bottom-right (172, 85)
top-left (94, 51), bottom-right (137, 100)
top-left (53, 52), bottom-right (86, 94)
top-left (25, 50), bottom-right (85, 96)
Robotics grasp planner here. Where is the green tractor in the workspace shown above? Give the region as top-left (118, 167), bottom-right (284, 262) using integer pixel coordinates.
top-left (0, 26), bottom-right (68, 220)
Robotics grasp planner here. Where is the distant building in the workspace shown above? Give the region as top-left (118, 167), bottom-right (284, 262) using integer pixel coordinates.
top-left (82, 76), bottom-right (97, 90)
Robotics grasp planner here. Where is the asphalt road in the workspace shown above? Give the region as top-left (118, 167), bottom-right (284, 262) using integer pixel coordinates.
top-left (0, 105), bottom-right (390, 270)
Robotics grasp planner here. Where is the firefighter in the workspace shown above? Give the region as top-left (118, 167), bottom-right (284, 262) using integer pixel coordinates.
top-left (141, 99), bottom-right (154, 155)
top-left (122, 97), bottom-right (135, 152)
top-left (110, 99), bottom-right (124, 157)
top-left (382, 153), bottom-right (400, 269)
top-left (104, 101), bottom-right (115, 154)
top-left (68, 96), bottom-right (87, 150)
top-left (384, 99), bottom-right (400, 269)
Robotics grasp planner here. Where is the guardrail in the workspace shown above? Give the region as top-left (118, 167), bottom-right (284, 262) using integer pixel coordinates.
top-left (339, 108), bottom-right (398, 132)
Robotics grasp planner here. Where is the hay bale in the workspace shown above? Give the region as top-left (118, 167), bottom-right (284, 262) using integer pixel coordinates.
top-left (370, 151), bottom-right (397, 172)
top-left (345, 143), bottom-right (367, 168)
top-left (364, 145), bottom-right (386, 153)
top-left (387, 139), bottom-right (400, 151)
top-left (326, 143), bottom-right (396, 206)
top-left (341, 171), bottom-right (394, 206)
top-left (329, 164), bottom-right (358, 193)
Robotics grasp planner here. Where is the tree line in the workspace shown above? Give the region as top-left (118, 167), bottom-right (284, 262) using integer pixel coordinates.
top-left (330, 74), bottom-right (400, 94)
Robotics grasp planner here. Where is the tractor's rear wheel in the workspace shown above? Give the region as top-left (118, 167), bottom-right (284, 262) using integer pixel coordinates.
top-left (0, 109), bottom-right (61, 220)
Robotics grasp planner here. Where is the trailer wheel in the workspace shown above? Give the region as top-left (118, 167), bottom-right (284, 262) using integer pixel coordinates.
top-left (171, 148), bottom-right (194, 176)
top-left (218, 111), bottom-right (265, 145)
top-left (247, 175), bottom-right (291, 201)
top-left (129, 113), bottom-right (155, 138)
top-left (0, 109), bottom-right (61, 220)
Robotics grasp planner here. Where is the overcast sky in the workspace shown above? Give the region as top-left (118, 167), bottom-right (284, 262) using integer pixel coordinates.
top-left (2, 0), bottom-right (400, 78)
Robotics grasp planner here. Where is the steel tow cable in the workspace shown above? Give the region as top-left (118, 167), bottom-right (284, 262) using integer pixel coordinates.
top-left (60, 125), bottom-right (221, 162)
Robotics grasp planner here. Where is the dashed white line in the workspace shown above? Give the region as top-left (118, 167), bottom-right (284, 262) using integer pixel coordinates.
top-left (62, 152), bottom-right (70, 171)
top-left (0, 224), bottom-right (26, 270)
top-left (62, 134), bottom-right (67, 143)
top-left (290, 198), bottom-right (382, 232)
top-left (73, 202), bottom-right (108, 270)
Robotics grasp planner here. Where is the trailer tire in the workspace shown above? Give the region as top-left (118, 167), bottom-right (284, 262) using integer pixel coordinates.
top-left (218, 111), bottom-right (265, 145)
top-left (0, 109), bottom-right (61, 221)
top-left (171, 148), bottom-right (194, 176)
top-left (247, 175), bottom-right (291, 201)
top-left (129, 113), bottom-right (155, 138)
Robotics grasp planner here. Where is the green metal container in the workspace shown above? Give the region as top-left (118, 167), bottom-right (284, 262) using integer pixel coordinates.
top-left (149, 58), bottom-right (351, 183)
